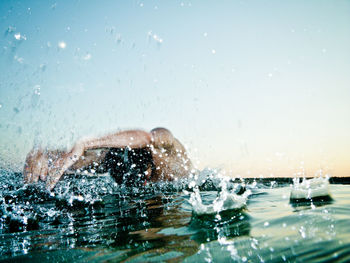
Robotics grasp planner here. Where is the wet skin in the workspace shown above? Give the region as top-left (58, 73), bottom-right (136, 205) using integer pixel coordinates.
top-left (23, 127), bottom-right (192, 190)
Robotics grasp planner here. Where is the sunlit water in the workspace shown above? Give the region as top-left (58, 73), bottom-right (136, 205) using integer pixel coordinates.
top-left (1, 170), bottom-right (350, 262)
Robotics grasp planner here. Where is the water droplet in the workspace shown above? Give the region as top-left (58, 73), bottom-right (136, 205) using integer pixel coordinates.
top-left (189, 181), bottom-right (196, 188)
top-left (83, 53), bottom-right (91, 60)
top-left (299, 226), bottom-right (306, 238)
top-left (140, 3), bottom-right (144, 7)
top-left (34, 85), bottom-right (41, 95)
top-left (58, 41), bottom-right (66, 49)
top-left (14, 33), bottom-right (21, 40)
top-left (211, 49), bottom-right (216, 54)
top-left (203, 32), bottom-right (208, 37)
top-left (14, 55), bottom-right (24, 64)
top-left (39, 64), bottom-right (47, 71)
top-left (148, 32), bottom-right (163, 44)
top-left (0, 104), bottom-right (2, 109)
top-left (14, 32), bottom-right (26, 41)
top-left (264, 221), bottom-right (269, 227)
top-left (116, 34), bottom-right (122, 44)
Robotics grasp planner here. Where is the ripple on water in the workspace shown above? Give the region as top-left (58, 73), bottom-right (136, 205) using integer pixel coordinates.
top-left (1, 170), bottom-right (350, 262)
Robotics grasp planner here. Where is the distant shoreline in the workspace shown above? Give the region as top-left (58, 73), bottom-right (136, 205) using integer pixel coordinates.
top-left (1, 169), bottom-right (350, 185)
top-left (232, 177), bottom-right (350, 185)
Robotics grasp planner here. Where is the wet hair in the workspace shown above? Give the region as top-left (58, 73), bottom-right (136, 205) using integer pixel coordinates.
top-left (150, 127), bottom-right (174, 148)
top-left (104, 147), bottom-right (154, 187)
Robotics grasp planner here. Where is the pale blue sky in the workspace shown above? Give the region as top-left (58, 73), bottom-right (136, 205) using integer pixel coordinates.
top-left (1, 0), bottom-right (349, 176)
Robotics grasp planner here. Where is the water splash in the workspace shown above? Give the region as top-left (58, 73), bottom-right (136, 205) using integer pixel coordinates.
top-left (0, 168), bottom-right (250, 237)
top-left (290, 176), bottom-right (331, 200)
top-left (14, 33), bottom-right (26, 41)
top-left (187, 175), bottom-right (250, 215)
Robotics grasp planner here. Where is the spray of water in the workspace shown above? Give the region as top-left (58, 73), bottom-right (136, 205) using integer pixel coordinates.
top-left (186, 172), bottom-right (250, 215)
top-left (290, 175), bottom-right (331, 200)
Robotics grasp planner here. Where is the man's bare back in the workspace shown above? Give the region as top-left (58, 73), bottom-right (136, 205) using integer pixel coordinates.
top-left (23, 127), bottom-right (192, 190)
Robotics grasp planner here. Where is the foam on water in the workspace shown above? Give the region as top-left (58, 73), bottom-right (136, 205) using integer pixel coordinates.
top-left (0, 168), bottom-right (248, 234)
top-left (187, 174), bottom-right (250, 215)
top-left (290, 176), bottom-right (331, 200)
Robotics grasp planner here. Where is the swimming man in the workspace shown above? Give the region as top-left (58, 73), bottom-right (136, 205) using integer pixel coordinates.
top-left (23, 127), bottom-right (193, 190)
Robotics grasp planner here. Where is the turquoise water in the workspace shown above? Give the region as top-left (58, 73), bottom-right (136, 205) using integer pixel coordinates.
top-left (0, 171), bottom-right (350, 262)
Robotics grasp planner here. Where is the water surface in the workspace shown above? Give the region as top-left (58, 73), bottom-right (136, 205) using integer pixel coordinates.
top-left (1, 171), bottom-right (349, 262)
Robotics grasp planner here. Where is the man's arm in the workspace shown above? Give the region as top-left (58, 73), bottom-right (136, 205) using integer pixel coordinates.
top-left (80, 130), bottom-right (152, 149)
top-left (24, 129), bottom-right (152, 190)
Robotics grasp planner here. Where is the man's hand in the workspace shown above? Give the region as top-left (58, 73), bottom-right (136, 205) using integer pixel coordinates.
top-left (23, 148), bottom-right (49, 184)
top-left (45, 141), bottom-right (86, 190)
top-left (23, 140), bottom-right (87, 190)
top-left (45, 155), bottom-right (68, 190)
top-left (23, 145), bottom-right (85, 190)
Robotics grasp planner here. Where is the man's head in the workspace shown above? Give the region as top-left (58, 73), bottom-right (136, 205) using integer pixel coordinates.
top-left (151, 127), bottom-right (174, 147)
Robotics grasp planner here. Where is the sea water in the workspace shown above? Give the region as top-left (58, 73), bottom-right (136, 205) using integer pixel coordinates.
top-left (1, 169), bottom-right (350, 262)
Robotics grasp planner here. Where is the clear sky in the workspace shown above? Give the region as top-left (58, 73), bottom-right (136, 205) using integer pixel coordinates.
top-left (0, 0), bottom-right (349, 177)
